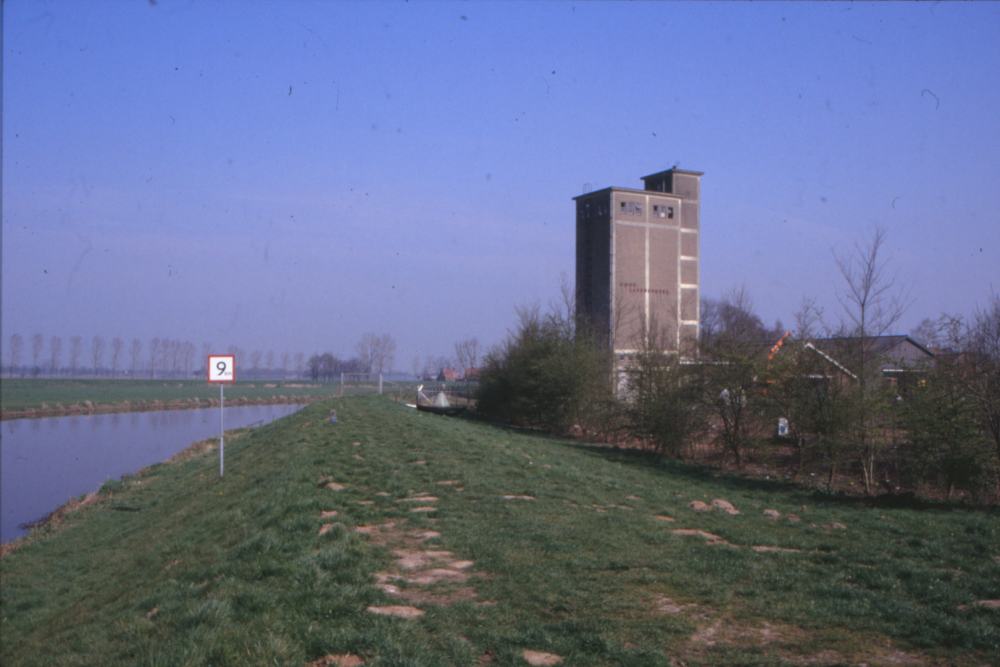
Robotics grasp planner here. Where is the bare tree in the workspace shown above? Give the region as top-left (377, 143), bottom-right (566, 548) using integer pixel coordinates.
top-left (170, 340), bottom-right (182, 377)
top-left (181, 342), bottom-right (196, 377)
top-left (831, 224), bottom-right (913, 495)
top-left (909, 318), bottom-right (941, 350)
top-left (833, 224), bottom-right (913, 341)
top-left (159, 339), bottom-right (172, 378)
top-left (249, 349), bottom-right (263, 379)
top-left (110, 337), bottom-right (124, 378)
top-left (31, 333), bottom-right (44, 377)
top-left (355, 334), bottom-right (375, 373)
top-left (793, 296), bottom-right (824, 341)
top-left (129, 339), bottom-right (143, 377)
top-left (696, 286), bottom-right (769, 470)
top-left (69, 336), bottom-right (83, 378)
top-left (700, 285), bottom-right (769, 350)
top-left (91, 336), bottom-right (106, 377)
top-left (266, 350), bottom-right (275, 379)
top-left (307, 353), bottom-right (323, 381)
top-left (454, 336), bottom-right (481, 375)
top-left (8, 334), bottom-right (24, 376)
top-left (280, 352), bottom-right (290, 379)
top-left (550, 272), bottom-right (576, 325)
top-left (149, 338), bottom-right (161, 379)
top-left (49, 336), bottom-right (63, 376)
top-left (294, 352), bottom-right (304, 379)
top-left (372, 335), bottom-right (397, 375)
top-left (355, 333), bottom-right (397, 375)
top-left (227, 346), bottom-right (245, 375)
top-left (434, 355), bottom-right (452, 374)
top-left (159, 338), bottom-right (170, 377)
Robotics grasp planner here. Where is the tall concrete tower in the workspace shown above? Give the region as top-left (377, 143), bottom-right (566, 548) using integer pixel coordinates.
top-left (574, 168), bottom-right (701, 358)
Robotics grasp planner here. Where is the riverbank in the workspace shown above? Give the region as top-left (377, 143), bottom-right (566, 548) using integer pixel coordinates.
top-left (0, 378), bottom-right (344, 420)
top-left (1, 402), bottom-right (307, 543)
top-left (2, 396), bottom-right (997, 666)
top-left (2, 426), bottom-right (257, 555)
top-left (0, 394), bottom-right (320, 421)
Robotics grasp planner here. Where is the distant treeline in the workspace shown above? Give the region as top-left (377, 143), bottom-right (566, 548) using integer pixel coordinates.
top-left (2, 335), bottom-right (310, 381)
top-left (4, 332), bottom-right (416, 383)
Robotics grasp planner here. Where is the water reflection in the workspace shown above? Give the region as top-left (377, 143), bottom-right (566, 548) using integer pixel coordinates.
top-left (1, 403), bottom-right (304, 543)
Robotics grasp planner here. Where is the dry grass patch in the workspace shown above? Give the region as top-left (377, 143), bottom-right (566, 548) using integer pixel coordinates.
top-left (522, 649), bottom-right (563, 665)
top-left (354, 519), bottom-right (488, 607)
top-left (365, 605), bottom-right (425, 619)
top-left (309, 654), bottom-right (365, 666)
top-left (165, 437), bottom-right (217, 464)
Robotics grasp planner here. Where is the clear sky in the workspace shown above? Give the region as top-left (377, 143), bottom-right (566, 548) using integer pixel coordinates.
top-left (3, 0), bottom-right (999, 373)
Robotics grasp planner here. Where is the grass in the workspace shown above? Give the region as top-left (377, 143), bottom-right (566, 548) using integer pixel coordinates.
top-left (1, 396), bottom-right (998, 666)
top-left (0, 378), bottom-right (351, 415)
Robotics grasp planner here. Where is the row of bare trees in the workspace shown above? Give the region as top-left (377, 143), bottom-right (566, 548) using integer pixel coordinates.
top-left (303, 334), bottom-right (401, 382)
top-left (5, 334), bottom-right (311, 381)
top-left (6, 334), bottom-right (130, 379)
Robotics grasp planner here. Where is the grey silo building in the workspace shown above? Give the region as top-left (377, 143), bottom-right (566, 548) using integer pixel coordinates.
top-left (573, 168), bottom-right (702, 358)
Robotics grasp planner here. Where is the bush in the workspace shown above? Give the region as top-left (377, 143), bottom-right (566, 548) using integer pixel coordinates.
top-left (475, 303), bottom-right (615, 433)
top-left (904, 374), bottom-right (989, 499)
top-left (624, 347), bottom-right (704, 457)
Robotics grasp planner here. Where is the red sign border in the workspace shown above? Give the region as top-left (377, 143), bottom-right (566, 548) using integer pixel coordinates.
top-left (207, 355), bottom-right (236, 383)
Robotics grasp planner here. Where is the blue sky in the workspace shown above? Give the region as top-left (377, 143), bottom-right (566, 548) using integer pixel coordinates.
top-left (3, 0), bottom-right (998, 373)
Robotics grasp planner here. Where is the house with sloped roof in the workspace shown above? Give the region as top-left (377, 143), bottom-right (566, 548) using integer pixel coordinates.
top-left (799, 335), bottom-right (934, 393)
top-left (809, 335), bottom-right (934, 370)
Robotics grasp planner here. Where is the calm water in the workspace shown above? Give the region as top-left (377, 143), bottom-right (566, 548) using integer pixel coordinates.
top-left (1, 404), bottom-right (304, 542)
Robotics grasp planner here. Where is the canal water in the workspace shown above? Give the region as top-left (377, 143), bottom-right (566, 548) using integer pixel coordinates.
top-left (1, 404), bottom-right (305, 543)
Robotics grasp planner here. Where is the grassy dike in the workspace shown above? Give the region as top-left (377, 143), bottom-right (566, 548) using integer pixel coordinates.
top-left (1, 396), bottom-right (998, 666)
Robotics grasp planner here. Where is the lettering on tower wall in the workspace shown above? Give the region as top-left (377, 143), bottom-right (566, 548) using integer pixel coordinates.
top-left (618, 282), bottom-right (670, 295)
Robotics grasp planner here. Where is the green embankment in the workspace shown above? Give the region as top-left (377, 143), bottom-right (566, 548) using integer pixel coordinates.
top-left (1, 396), bottom-right (997, 666)
top-left (0, 379), bottom-right (349, 417)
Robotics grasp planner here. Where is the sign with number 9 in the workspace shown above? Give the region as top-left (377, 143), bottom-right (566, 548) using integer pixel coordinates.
top-left (207, 355), bottom-right (235, 382)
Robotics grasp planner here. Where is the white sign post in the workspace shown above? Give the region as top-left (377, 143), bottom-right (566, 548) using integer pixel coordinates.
top-left (207, 355), bottom-right (235, 477)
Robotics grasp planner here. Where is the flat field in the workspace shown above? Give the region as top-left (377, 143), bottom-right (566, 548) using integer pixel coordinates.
top-left (1, 396), bottom-right (997, 666)
top-left (0, 378), bottom-right (347, 417)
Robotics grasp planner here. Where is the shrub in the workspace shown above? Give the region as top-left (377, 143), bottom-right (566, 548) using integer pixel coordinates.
top-left (475, 303), bottom-right (614, 433)
top-left (904, 372), bottom-right (988, 499)
top-left (624, 343), bottom-right (704, 457)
